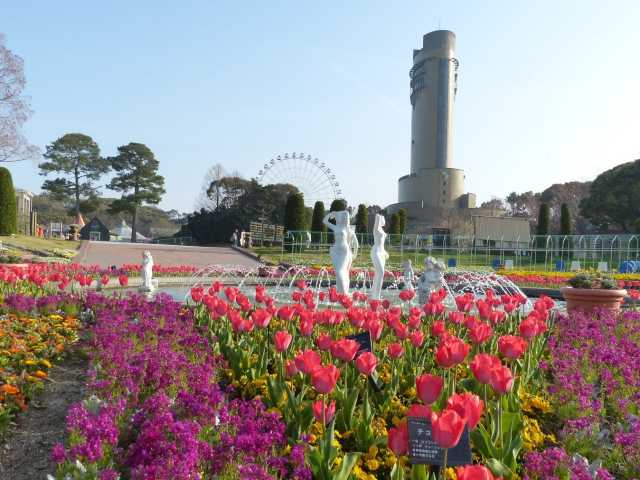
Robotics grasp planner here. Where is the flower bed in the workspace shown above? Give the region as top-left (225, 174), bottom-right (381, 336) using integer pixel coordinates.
top-left (50, 293), bottom-right (309, 480)
top-left (499, 270), bottom-right (640, 291)
top-left (538, 309), bottom-right (640, 478)
top-left (186, 284), bottom-right (559, 479)
top-left (0, 294), bottom-right (81, 433)
top-left (3, 267), bottom-right (634, 479)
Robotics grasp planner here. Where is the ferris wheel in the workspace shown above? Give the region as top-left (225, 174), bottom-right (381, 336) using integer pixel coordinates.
top-left (256, 152), bottom-right (342, 207)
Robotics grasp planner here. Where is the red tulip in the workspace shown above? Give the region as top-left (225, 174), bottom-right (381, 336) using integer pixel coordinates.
top-left (294, 349), bottom-right (321, 374)
top-left (430, 409), bottom-right (466, 449)
top-left (435, 337), bottom-right (470, 368)
top-left (409, 330), bottom-right (425, 348)
top-left (470, 353), bottom-right (501, 385)
top-left (190, 287), bottom-right (204, 302)
top-left (311, 364), bottom-right (340, 394)
top-left (100, 274), bottom-right (109, 286)
top-left (489, 364), bottom-right (514, 394)
top-left (406, 403), bottom-right (432, 419)
top-left (399, 289), bottom-right (415, 302)
top-left (416, 374), bottom-right (444, 405)
top-left (424, 302), bottom-right (445, 316)
top-left (431, 320), bottom-right (447, 338)
top-left (274, 330), bottom-right (293, 352)
top-left (387, 342), bottom-right (404, 359)
top-left (330, 338), bottom-right (360, 362)
top-left (312, 400), bottom-right (336, 425)
top-left (455, 465), bottom-right (498, 480)
top-left (518, 315), bottom-right (547, 339)
top-left (393, 322), bottom-right (409, 340)
top-left (225, 287), bottom-right (237, 303)
top-left (367, 319), bottom-right (384, 341)
top-left (277, 305), bottom-right (295, 321)
top-left (251, 309), bottom-right (272, 328)
top-left (316, 333), bottom-right (334, 351)
top-left (455, 294), bottom-right (473, 312)
top-left (387, 422), bottom-right (409, 455)
top-left (469, 322), bottom-right (493, 345)
top-left (285, 359), bottom-right (299, 377)
top-left (118, 274), bottom-right (128, 287)
top-left (448, 311), bottom-right (465, 325)
top-left (299, 317), bottom-right (314, 336)
top-left (498, 335), bottom-right (527, 360)
top-left (355, 352), bottom-right (377, 376)
top-left (446, 392), bottom-right (484, 430)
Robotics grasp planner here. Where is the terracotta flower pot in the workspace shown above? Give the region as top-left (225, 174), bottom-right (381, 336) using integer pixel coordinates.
top-left (560, 286), bottom-right (627, 314)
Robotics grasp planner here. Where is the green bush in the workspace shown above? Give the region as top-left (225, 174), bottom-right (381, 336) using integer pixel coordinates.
top-left (0, 167), bottom-right (17, 235)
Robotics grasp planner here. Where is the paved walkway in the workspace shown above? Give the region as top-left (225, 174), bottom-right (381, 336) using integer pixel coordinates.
top-left (74, 241), bottom-right (259, 268)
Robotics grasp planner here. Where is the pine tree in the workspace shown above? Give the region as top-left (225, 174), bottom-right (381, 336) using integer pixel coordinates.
top-left (537, 203), bottom-right (550, 235)
top-left (284, 192), bottom-right (306, 231)
top-left (0, 167), bottom-right (17, 234)
top-left (39, 133), bottom-right (109, 217)
top-left (560, 203), bottom-right (571, 236)
top-left (107, 143), bottom-right (165, 242)
top-left (311, 201), bottom-right (326, 233)
top-left (397, 208), bottom-right (407, 234)
top-left (355, 204), bottom-right (368, 234)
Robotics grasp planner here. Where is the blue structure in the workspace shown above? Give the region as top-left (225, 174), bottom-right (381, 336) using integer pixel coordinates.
top-left (448, 258), bottom-right (457, 267)
top-left (555, 260), bottom-right (566, 271)
top-left (620, 260), bottom-right (640, 273)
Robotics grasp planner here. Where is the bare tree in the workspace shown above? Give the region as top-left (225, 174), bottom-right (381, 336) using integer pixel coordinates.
top-left (0, 34), bottom-right (38, 163)
top-left (194, 163), bottom-right (225, 211)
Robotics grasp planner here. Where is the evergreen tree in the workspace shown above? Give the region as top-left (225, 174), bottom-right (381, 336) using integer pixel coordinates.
top-left (304, 206), bottom-right (313, 230)
top-left (0, 167), bottom-right (17, 234)
top-left (284, 192), bottom-right (306, 231)
top-left (355, 204), bottom-right (368, 234)
top-left (329, 199), bottom-right (347, 212)
top-left (560, 203), bottom-right (571, 236)
top-left (397, 208), bottom-right (407, 234)
top-left (389, 212), bottom-right (401, 235)
top-left (39, 133), bottom-right (109, 217)
top-left (107, 143), bottom-right (165, 242)
top-left (311, 201), bottom-right (326, 233)
top-left (537, 203), bottom-right (550, 235)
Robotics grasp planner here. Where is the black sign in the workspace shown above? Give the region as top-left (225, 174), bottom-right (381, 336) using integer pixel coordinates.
top-left (408, 417), bottom-right (472, 466)
top-left (346, 331), bottom-right (383, 392)
top-left (346, 331), bottom-right (372, 354)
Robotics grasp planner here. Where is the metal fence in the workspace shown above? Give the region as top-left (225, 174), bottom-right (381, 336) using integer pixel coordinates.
top-left (279, 231), bottom-right (640, 272)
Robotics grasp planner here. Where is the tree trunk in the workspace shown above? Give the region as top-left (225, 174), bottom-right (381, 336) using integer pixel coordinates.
top-left (131, 207), bottom-right (137, 243)
top-left (74, 167), bottom-right (80, 217)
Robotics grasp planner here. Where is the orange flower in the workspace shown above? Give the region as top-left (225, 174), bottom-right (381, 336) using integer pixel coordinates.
top-left (34, 370), bottom-right (48, 379)
top-left (0, 384), bottom-right (20, 395)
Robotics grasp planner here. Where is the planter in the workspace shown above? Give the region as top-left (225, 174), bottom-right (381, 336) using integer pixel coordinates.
top-left (560, 286), bottom-right (627, 314)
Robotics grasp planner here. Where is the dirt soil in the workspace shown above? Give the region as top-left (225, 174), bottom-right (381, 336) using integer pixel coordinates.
top-left (0, 347), bottom-right (87, 480)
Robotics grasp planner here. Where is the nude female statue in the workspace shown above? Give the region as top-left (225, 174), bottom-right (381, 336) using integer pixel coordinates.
top-left (370, 214), bottom-right (389, 300)
top-left (323, 210), bottom-right (358, 294)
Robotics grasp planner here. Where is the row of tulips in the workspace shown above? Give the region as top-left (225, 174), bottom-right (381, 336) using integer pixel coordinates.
top-left (190, 281), bottom-right (555, 479)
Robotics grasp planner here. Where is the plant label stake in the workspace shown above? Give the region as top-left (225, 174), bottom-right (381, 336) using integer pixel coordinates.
top-left (407, 417), bottom-right (472, 466)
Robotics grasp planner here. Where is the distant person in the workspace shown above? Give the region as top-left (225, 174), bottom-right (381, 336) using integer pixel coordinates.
top-left (230, 231), bottom-right (237, 246)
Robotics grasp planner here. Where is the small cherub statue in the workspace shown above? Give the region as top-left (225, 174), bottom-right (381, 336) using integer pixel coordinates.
top-left (417, 256), bottom-right (445, 304)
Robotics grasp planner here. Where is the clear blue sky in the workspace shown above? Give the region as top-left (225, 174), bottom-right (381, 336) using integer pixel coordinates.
top-left (4, 0), bottom-right (640, 213)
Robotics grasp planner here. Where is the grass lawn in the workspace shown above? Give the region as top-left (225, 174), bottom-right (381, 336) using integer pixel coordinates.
top-left (0, 234), bottom-right (80, 260)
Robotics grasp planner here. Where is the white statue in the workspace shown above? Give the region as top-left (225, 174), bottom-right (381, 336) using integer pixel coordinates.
top-left (402, 259), bottom-right (415, 291)
top-left (323, 210), bottom-right (358, 294)
top-left (370, 214), bottom-right (389, 300)
top-left (139, 250), bottom-right (155, 293)
top-left (417, 256), bottom-right (445, 304)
